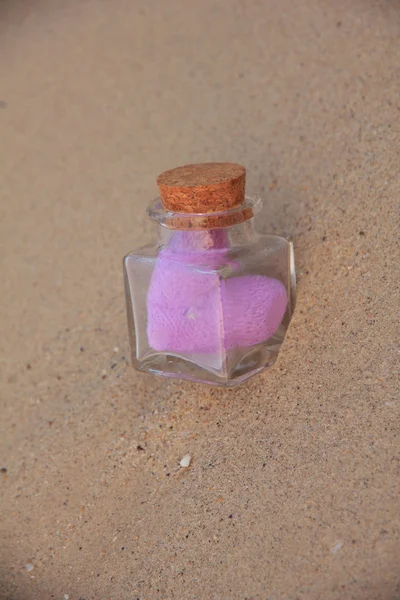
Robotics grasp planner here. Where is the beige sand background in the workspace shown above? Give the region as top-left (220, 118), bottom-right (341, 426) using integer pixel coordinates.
top-left (1, 0), bottom-right (399, 598)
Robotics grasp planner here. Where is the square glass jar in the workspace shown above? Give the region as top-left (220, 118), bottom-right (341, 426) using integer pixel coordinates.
top-left (124, 195), bottom-right (295, 386)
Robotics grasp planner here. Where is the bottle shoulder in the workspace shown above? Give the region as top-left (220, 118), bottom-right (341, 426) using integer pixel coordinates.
top-left (123, 243), bottom-right (159, 264)
top-left (125, 233), bottom-right (291, 256)
top-left (124, 235), bottom-right (293, 280)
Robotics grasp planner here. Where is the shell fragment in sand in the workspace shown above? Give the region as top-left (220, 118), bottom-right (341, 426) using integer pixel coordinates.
top-left (179, 454), bottom-right (191, 468)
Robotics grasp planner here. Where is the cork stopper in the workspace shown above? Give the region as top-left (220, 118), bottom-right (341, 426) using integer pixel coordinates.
top-left (157, 163), bottom-right (248, 229)
top-left (157, 163), bottom-right (246, 213)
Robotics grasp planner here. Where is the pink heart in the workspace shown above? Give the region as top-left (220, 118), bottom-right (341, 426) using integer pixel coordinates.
top-left (147, 247), bottom-right (287, 354)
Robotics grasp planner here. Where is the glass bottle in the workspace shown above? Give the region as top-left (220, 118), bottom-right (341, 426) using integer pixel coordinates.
top-left (123, 163), bottom-right (295, 387)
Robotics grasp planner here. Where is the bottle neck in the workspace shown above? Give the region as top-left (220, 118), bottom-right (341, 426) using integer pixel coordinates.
top-left (157, 218), bottom-right (259, 250)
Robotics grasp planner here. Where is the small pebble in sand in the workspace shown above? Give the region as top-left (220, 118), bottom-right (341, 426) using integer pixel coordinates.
top-left (25, 563), bottom-right (34, 572)
top-left (331, 542), bottom-right (343, 554)
top-left (113, 347), bottom-right (120, 353)
top-left (180, 454), bottom-right (191, 468)
top-left (64, 595), bottom-right (69, 600)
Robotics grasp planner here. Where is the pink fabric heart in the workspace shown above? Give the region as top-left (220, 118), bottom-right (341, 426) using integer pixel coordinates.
top-left (147, 232), bottom-right (288, 354)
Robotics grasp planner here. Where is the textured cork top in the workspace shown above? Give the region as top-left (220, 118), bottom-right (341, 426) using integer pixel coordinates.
top-left (157, 163), bottom-right (246, 214)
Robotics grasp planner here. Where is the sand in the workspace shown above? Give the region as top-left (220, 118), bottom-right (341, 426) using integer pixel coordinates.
top-left (0, 0), bottom-right (399, 598)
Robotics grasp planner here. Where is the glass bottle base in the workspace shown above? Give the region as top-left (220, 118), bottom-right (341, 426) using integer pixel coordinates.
top-left (131, 342), bottom-right (280, 387)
